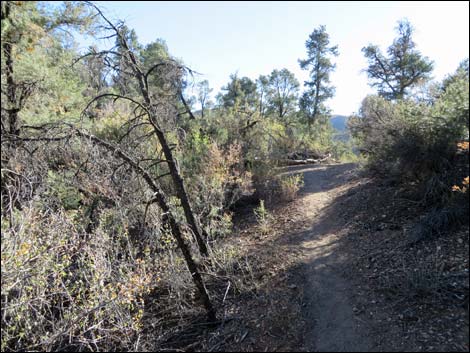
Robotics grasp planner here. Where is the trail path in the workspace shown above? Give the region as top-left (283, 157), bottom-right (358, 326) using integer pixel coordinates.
top-left (281, 163), bottom-right (375, 352)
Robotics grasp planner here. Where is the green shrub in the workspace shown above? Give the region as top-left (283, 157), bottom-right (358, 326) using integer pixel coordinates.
top-left (279, 173), bottom-right (304, 202)
top-left (254, 199), bottom-right (273, 235)
top-left (45, 170), bottom-right (83, 210)
top-left (349, 70), bottom-right (468, 187)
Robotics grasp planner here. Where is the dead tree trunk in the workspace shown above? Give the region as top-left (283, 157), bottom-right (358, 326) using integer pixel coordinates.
top-left (3, 42), bottom-right (19, 136)
top-left (74, 129), bottom-right (216, 322)
top-left (110, 24), bottom-right (209, 258)
top-left (82, 3), bottom-right (216, 320)
top-left (148, 114), bottom-right (210, 257)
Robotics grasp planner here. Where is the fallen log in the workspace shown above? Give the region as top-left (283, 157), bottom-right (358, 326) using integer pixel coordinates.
top-left (280, 154), bottom-right (331, 166)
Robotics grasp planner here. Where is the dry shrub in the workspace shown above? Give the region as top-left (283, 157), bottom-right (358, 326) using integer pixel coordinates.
top-left (253, 165), bottom-right (304, 205)
top-left (1, 138), bottom-right (172, 352)
top-left (377, 251), bottom-right (448, 303)
top-left (206, 142), bottom-right (252, 208)
top-left (186, 140), bottom-right (252, 239)
top-left (1, 202), bottom-right (161, 351)
top-left (278, 173), bottom-right (304, 202)
top-left (251, 159), bottom-right (279, 204)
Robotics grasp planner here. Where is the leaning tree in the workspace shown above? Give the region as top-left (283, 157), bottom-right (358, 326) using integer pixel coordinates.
top-left (0, 2), bottom-right (218, 322)
top-left (73, 2), bottom-right (217, 321)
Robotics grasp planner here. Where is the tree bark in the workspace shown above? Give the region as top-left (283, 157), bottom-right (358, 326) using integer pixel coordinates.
top-left (148, 111), bottom-right (210, 258)
top-left (2, 2), bottom-right (20, 137)
top-left (117, 35), bottom-right (210, 258)
top-left (74, 129), bottom-right (216, 321)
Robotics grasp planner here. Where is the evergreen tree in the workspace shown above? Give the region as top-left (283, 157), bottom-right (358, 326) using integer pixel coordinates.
top-left (196, 79), bottom-right (213, 118)
top-left (256, 74), bottom-right (269, 118)
top-left (218, 74), bottom-right (259, 112)
top-left (298, 25), bottom-right (338, 128)
top-left (1, 1), bottom-right (94, 133)
top-left (362, 19), bottom-right (434, 100)
top-left (266, 68), bottom-right (300, 120)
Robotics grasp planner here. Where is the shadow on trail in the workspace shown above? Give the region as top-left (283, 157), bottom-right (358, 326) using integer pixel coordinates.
top-left (228, 163), bottom-right (392, 352)
top-left (278, 162), bottom-right (358, 195)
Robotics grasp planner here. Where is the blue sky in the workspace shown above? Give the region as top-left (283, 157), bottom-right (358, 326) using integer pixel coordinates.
top-left (88, 1), bottom-right (469, 115)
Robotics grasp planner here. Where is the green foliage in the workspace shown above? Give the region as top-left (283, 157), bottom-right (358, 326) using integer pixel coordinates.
top-left (254, 199), bottom-right (273, 235)
top-left (299, 25), bottom-right (339, 126)
top-left (141, 39), bottom-right (170, 67)
top-left (217, 74), bottom-right (259, 112)
top-left (266, 68), bottom-right (300, 119)
top-left (90, 109), bottom-right (130, 141)
top-left (279, 173), bottom-right (304, 202)
top-left (432, 73), bottom-right (469, 138)
top-left (331, 140), bottom-right (361, 162)
top-left (196, 79), bottom-right (213, 118)
top-left (19, 43), bottom-right (87, 124)
top-left (45, 170), bottom-right (82, 210)
top-left (181, 128), bottom-right (211, 172)
top-left (362, 19), bottom-right (434, 100)
top-left (1, 1), bottom-right (94, 129)
top-left (349, 61), bottom-right (469, 195)
top-left (256, 74), bottom-right (270, 117)
top-left (111, 24), bottom-right (142, 96)
top-left (140, 39), bottom-right (173, 95)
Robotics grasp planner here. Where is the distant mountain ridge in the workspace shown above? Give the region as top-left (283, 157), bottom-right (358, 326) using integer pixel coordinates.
top-left (330, 115), bottom-right (349, 131)
top-left (330, 115), bottom-right (350, 141)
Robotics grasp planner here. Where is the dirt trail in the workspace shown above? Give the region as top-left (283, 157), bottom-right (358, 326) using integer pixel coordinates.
top-left (281, 163), bottom-right (375, 352)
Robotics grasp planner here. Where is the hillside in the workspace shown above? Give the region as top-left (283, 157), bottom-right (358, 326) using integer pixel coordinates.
top-left (330, 115), bottom-right (351, 142)
top-left (330, 114), bottom-right (349, 131)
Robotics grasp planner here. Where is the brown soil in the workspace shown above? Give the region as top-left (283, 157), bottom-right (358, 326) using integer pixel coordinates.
top-left (157, 162), bottom-right (469, 352)
top-left (219, 162), bottom-right (468, 352)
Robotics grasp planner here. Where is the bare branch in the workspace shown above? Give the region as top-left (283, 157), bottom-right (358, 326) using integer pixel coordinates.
top-left (81, 93), bottom-right (149, 119)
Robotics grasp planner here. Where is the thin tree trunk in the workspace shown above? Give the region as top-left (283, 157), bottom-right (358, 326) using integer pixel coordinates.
top-left (74, 129), bottom-right (216, 321)
top-left (120, 40), bottom-right (210, 258)
top-left (180, 92), bottom-right (197, 120)
top-left (3, 2), bottom-right (20, 137)
top-left (148, 110), bottom-right (210, 258)
top-left (131, 61), bottom-right (210, 258)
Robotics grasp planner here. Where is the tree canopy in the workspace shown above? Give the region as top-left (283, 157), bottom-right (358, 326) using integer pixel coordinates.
top-left (362, 19), bottom-right (434, 100)
top-left (298, 25), bottom-right (338, 127)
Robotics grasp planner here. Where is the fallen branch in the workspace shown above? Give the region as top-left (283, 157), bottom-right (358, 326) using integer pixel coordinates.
top-left (280, 153), bottom-right (331, 166)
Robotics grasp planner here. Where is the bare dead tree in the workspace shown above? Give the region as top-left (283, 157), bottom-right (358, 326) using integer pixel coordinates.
top-left (80, 2), bottom-right (210, 259)
top-left (73, 128), bottom-right (216, 321)
top-left (2, 122), bottom-right (217, 322)
top-left (68, 3), bottom-right (217, 321)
